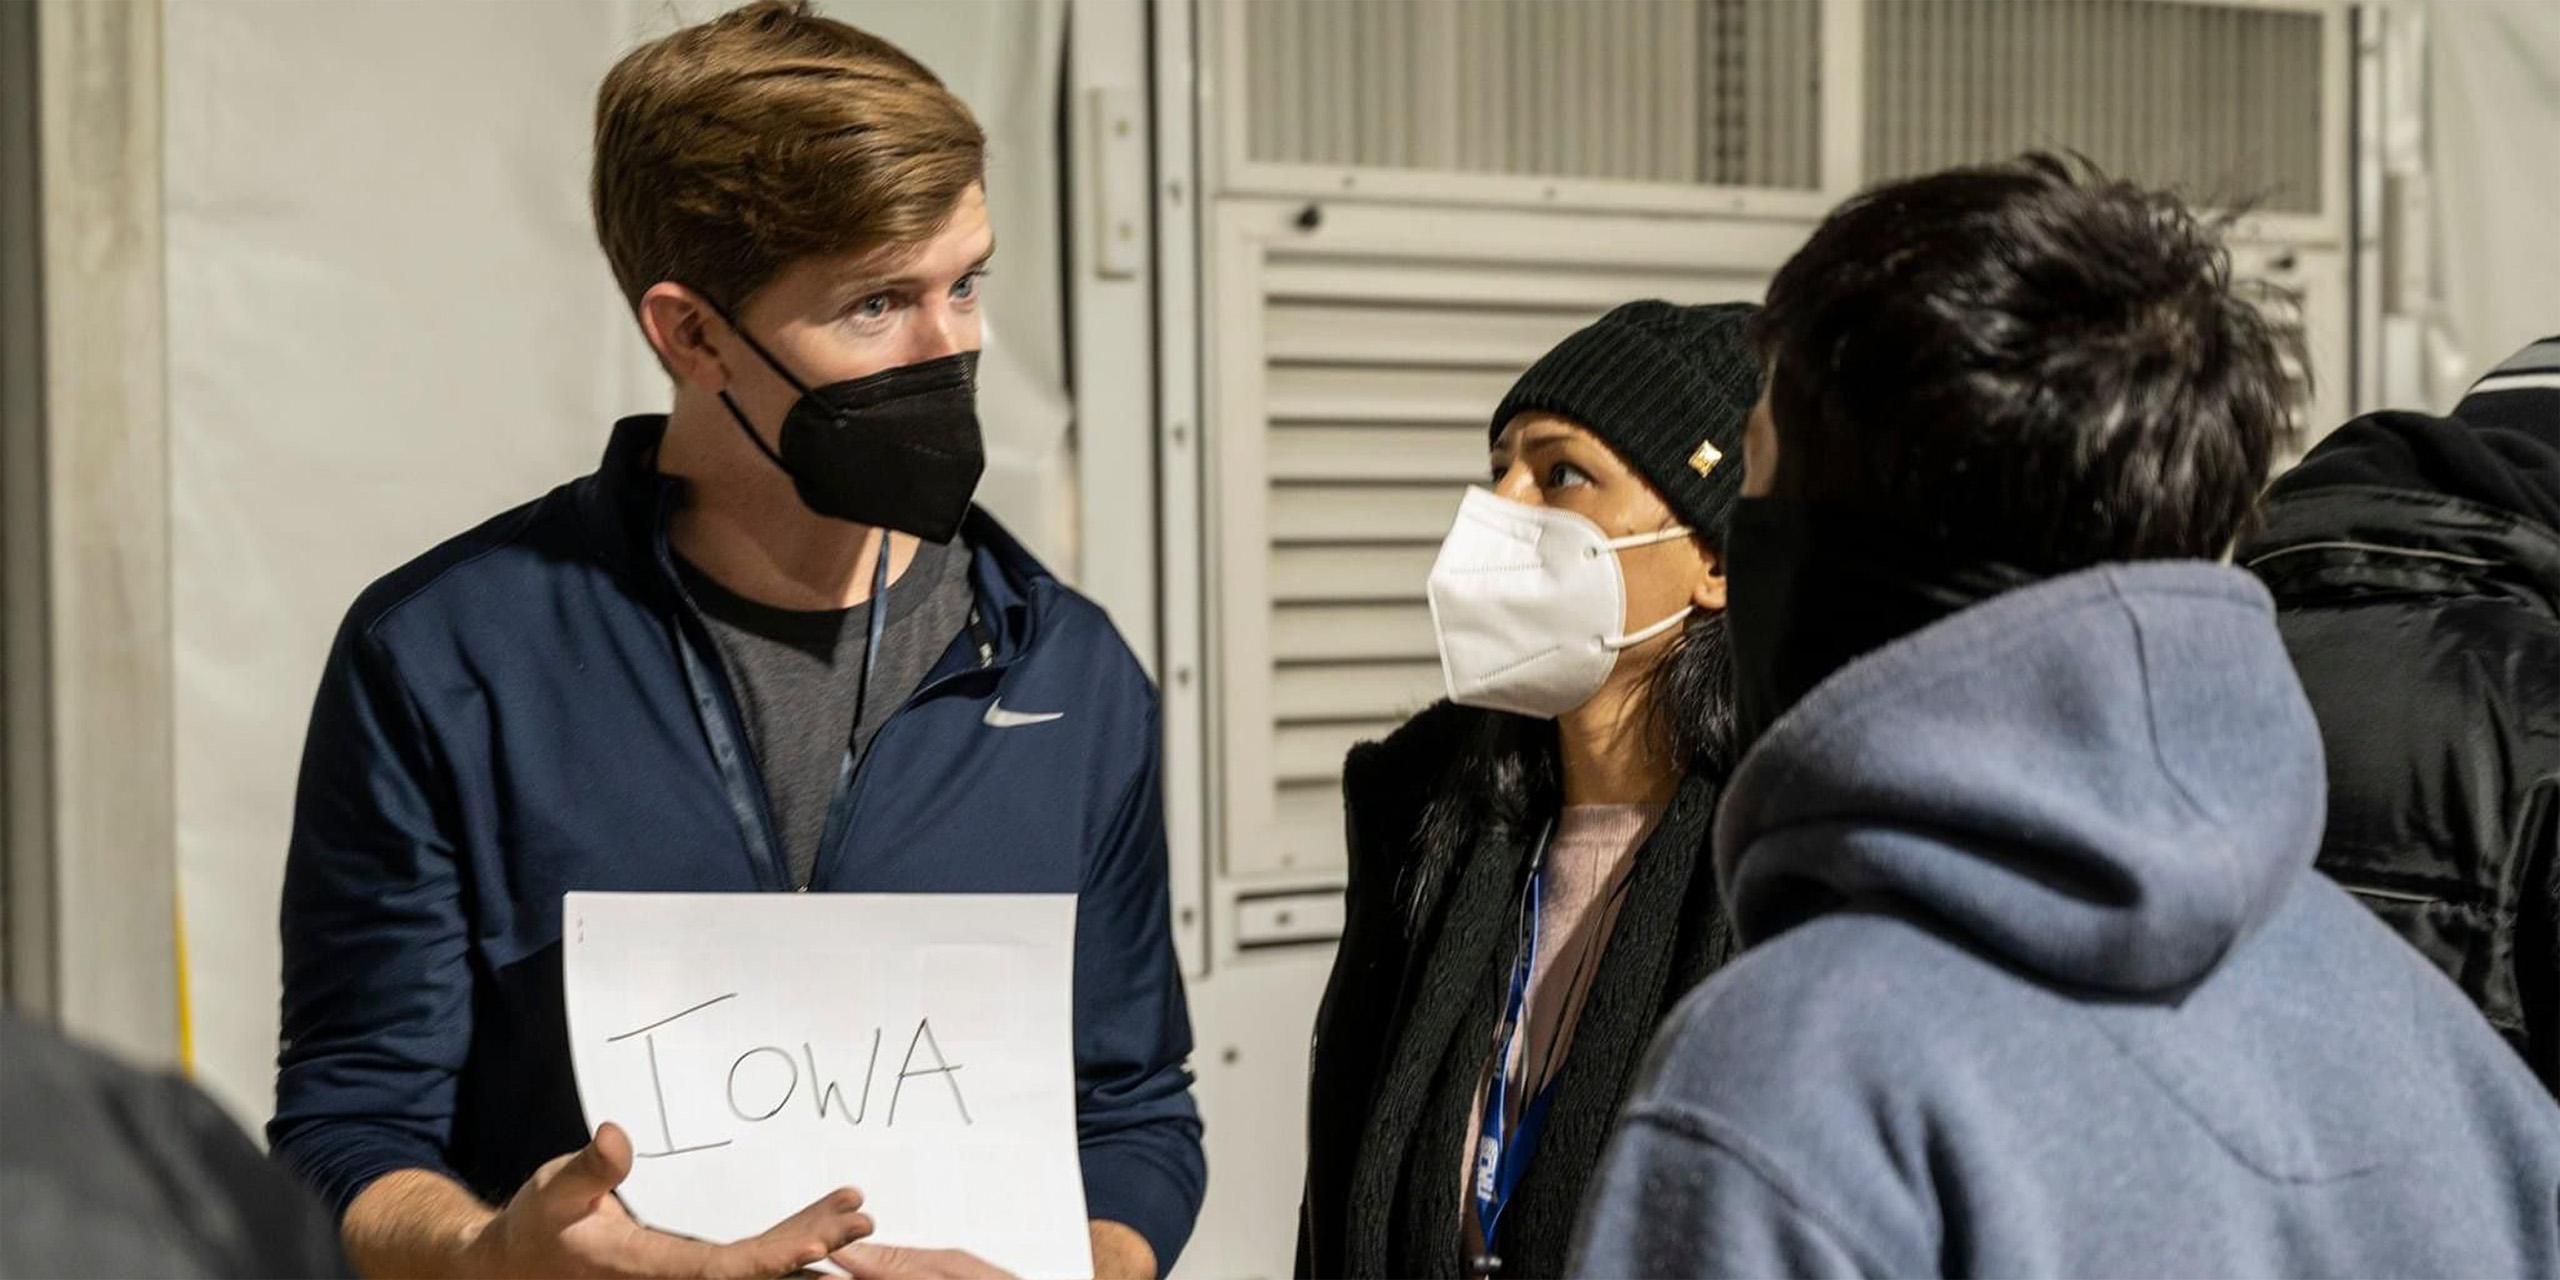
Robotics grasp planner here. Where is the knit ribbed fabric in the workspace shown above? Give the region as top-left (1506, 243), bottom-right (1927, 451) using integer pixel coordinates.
top-left (1490, 300), bottom-right (1762, 538)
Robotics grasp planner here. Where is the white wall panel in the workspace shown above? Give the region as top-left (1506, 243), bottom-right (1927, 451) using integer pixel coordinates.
top-left (164, 0), bottom-right (649, 1128)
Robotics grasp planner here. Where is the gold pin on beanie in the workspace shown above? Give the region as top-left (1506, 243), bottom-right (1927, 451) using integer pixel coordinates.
top-left (1489, 300), bottom-right (1762, 538)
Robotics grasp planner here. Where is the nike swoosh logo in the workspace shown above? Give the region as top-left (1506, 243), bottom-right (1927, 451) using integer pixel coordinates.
top-left (983, 699), bottom-right (1065, 729)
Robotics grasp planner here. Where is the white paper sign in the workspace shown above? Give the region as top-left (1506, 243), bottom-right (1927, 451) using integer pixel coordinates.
top-left (563, 892), bottom-right (1091, 1279)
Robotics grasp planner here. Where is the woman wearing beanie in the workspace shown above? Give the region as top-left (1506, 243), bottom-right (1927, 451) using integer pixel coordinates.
top-left (1297, 301), bottom-right (1762, 1279)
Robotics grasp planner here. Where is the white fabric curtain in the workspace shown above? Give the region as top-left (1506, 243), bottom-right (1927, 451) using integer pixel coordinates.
top-left (163, 0), bottom-right (1068, 1126)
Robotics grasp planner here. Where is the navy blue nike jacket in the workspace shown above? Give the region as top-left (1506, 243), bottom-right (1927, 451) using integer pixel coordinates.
top-left (270, 418), bottom-right (1204, 1268)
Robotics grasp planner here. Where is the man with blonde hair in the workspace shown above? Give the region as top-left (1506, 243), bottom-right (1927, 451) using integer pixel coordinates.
top-left (269, 5), bottom-right (1203, 1276)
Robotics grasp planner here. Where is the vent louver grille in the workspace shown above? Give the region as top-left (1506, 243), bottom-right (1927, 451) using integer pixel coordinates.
top-left (1231, 246), bottom-right (1766, 880)
top-left (1243, 0), bottom-right (1823, 191)
top-left (1864, 0), bottom-right (2325, 214)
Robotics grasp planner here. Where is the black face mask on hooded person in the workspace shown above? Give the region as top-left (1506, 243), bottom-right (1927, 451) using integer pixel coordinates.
top-left (1723, 497), bottom-right (2042, 752)
top-left (706, 299), bottom-right (986, 543)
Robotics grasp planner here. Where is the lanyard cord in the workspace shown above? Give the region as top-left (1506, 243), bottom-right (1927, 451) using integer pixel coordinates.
top-left (1471, 822), bottom-right (1551, 1272)
top-left (852, 532), bottom-right (892, 738)
top-left (1471, 815), bottom-right (1647, 1276)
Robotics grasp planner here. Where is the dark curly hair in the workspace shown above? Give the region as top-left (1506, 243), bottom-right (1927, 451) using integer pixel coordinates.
top-left (1754, 153), bottom-right (2304, 570)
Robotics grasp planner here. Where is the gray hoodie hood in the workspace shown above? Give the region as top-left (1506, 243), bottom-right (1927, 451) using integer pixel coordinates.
top-left (1714, 561), bottom-right (2326, 993)
top-left (1585, 561), bottom-right (2560, 1280)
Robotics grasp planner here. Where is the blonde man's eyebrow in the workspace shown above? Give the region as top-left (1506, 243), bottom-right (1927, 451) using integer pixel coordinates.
top-left (871, 250), bottom-right (998, 294)
top-left (834, 232), bottom-right (997, 294)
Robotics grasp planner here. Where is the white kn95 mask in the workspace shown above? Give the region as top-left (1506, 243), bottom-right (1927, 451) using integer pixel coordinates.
top-left (1425, 486), bottom-right (1694, 719)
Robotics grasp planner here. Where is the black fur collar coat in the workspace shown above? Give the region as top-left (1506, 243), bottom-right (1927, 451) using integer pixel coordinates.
top-left (1295, 700), bottom-right (1736, 1279)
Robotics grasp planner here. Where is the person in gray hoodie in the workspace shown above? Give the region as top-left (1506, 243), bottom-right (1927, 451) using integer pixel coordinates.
top-left (1571, 154), bottom-right (2560, 1279)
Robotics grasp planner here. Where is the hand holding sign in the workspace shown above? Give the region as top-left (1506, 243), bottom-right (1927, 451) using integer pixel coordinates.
top-left (564, 893), bottom-right (1090, 1280)
top-left (833, 1243), bottom-right (1019, 1280)
top-left (459, 1121), bottom-right (875, 1279)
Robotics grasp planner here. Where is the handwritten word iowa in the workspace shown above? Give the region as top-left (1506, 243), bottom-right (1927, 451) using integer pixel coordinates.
top-left (604, 992), bottom-right (972, 1158)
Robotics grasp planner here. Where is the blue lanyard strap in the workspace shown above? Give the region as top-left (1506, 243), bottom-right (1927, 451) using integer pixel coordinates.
top-left (1471, 823), bottom-right (1559, 1273)
top-left (861, 532), bottom-right (891, 706)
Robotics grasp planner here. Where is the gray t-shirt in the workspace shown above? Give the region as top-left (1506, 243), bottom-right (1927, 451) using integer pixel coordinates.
top-left (676, 535), bottom-right (978, 887)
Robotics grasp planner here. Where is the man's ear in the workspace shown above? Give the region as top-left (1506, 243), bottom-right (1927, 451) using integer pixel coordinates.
top-left (637, 283), bottom-right (728, 391)
top-left (1692, 540), bottom-right (1729, 613)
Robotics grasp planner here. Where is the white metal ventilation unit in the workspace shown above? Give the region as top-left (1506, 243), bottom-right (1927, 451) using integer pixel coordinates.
top-left (1185, 0), bottom-right (2349, 956)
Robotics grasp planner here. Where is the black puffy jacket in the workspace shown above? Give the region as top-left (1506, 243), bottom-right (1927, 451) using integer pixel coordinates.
top-left (2242, 389), bottom-right (2560, 1095)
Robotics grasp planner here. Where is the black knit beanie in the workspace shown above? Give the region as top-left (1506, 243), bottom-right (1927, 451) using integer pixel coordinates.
top-left (1489, 300), bottom-right (1763, 539)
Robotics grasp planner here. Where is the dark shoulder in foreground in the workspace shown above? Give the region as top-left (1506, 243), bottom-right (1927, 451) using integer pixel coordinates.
top-left (0, 1014), bottom-right (349, 1278)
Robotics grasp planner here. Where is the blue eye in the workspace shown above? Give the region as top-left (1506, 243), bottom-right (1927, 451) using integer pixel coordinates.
top-left (846, 293), bottom-right (895, 323)
top-left (951, 271), bottom-right (984, 302)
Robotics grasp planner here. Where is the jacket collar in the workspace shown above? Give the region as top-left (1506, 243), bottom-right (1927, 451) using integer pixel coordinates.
top-left (571, 415), bottom-right (686, 603)
top-left (2244, 483), bottom-right (2560, 622)
top-left (572, 414), bottom-right (1050, 659)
